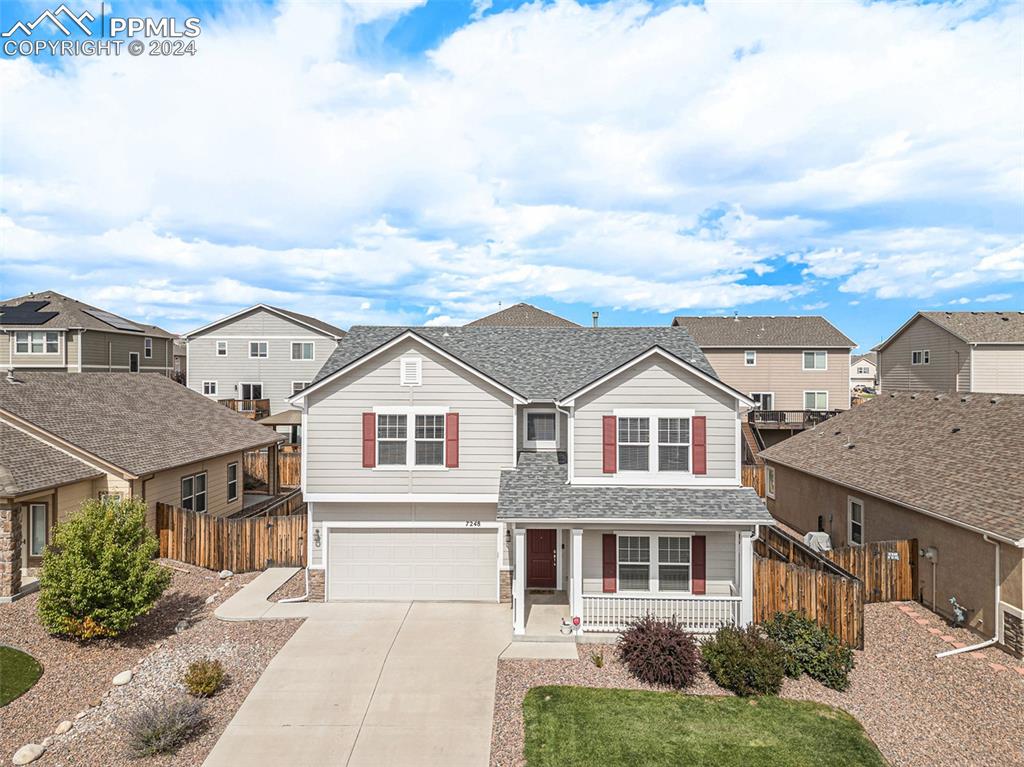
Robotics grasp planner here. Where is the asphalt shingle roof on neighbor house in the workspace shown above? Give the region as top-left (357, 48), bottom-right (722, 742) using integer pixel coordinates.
top-left (760, 391), bottom-right (1024, 543)
top-left (0, 422), bottom-right (103, 497)
top-left (914, 311), bottom-right (1024, 345)
top-left (0, 373), bottom-right (281, 477)
top-left (497, 451), bottom-right (772, 522)
top-left (466, 303), bottom-right (580, 328)
top-left (312, 326), bottom-right (719, 401)
top-left (262, 305), bottom-right (347, 338)
top-left (671, 315), bottom-right (855, 348)
top-left (852, 352), bottom-right (877, 365)
top-left (0, 291), bottom-right (175, 338)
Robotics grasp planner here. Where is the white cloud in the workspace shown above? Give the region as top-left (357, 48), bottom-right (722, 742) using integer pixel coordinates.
top-left (801, 301), bottom-right (829, 311)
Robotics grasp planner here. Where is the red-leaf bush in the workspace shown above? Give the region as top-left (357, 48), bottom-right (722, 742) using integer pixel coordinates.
top-left (616, 615), bottom-right (701, 688)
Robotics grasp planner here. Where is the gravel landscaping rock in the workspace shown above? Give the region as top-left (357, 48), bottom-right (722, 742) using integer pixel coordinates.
top-left (269, 568), bottom-right (324, 602)
top-left (11, 744), bottom-right (44, 765)
top-left (53, 722), bottom-right (71, 736)
top-left (111, 670), bottom-right (133, 686)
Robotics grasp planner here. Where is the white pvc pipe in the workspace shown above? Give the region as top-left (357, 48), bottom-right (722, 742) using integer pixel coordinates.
top-left (936, 638), bottom-right (996, 659)
top-left (278, 567), bottom-right (309, 603)
top-left (935, 534), bottom-right (1001, 659)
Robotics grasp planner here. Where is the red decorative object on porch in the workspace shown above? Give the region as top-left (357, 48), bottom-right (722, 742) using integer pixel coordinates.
top-left (361, 412), bottom-right (376, 468)
top-left (692, 416), bottom-right (707, 475)
top-left (691, 535), bottom-right (706, 594)
top-left (602, 416), bottom-right (617, 473)
top-left (445, 412), bottom-right (459, 468)
top-left (602, 533), bottom-right (616, 592)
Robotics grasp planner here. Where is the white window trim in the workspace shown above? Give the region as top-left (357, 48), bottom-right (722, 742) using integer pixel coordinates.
top-left (847, 496), bottom-right (864, 546)
top-left (227, 462), bottom-right (239, 503)
top-left (248, 340), bottom-right (269, 359)
top-left (98, 491), bottom-right (124, 502)
top-left (181, 471), bottom-right (208, 513)
top-left (612, 409), bottom-right (695, 478)
top-left (28, 502), bottom-right (47, 557)
top-left (372, 406), bottom-right (450, 471)
top-left (766, 465), bottom-right (776, 499)
top-left (291, 381), bottom-right (310, 396)
top-left (744, 350), bottom-right (756, 366)
top-left (523, 408), bottom-right (559, 450)
top-left (750, 392), bottom-right (775, 411)
top-left (802, 350), bottom-right (828, 371)
top-left (911, 349), bottom-right (930, 365)
top-left (14, 330), bottom-right (61, 355)
top-left (291, 341), bottom-right (315, 361)
top-left (128, 351), bottom-right (140, 373)
top-left (615, 532), bottom-right (693, 596)
top-left (399, 354), bottom-right (422, 386)
top-left (803, 390), bottom-right (829, 411)
top-left (144, 337), bottom-right (153, 358)
top-left (202, 381), bottom-right (218, 397)
top-left (216, 340), bottom-right (228, 356)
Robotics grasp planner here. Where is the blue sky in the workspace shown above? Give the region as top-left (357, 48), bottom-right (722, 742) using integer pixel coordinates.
top-left (1, 0), bottom-right (1022, 352)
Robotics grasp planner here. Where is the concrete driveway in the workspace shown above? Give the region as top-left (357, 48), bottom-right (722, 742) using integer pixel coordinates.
top-left (203, 600), bottom-right (511, 767)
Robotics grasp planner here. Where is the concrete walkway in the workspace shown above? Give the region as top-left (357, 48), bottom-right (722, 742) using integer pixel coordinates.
top-left (204, 571), bottom-right (513, 767)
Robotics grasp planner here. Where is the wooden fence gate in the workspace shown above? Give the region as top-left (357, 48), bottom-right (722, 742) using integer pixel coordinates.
top-left (157, 503), bottom-right (307, 572)
top-left (825, 539), bottom-right (917, 603)
top-left (244, 449), bottom-right (301, 488)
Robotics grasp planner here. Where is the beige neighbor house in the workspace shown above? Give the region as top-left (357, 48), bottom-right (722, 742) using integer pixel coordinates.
top-left (873, 311), bottom-right (1024, 394)
top-left (467, 302), bottom-right (580, 327)
top-left (290, 325), bottom-right (772, 638)
top-left (0, 291), bottom-right (176, 376)
top-left (0, 372), bottom-right (282, 602)
top-left (850, 353), bottom-right (877, 390)
top-left (760, 391), bottom-right (1024, 657)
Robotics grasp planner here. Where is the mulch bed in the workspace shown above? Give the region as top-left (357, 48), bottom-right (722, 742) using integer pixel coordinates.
top-left (492, 602), bottom-right (1024, 767)
top-left (0, 560), bottom-right (301, 767)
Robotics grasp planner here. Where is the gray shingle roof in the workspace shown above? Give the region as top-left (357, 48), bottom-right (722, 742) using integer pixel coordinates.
top-left (918, 311), bottom-right (1024, 344)
top-left (264, 305), bottom-right (347, 338)
top-left (0, 422), bottom-right (103, 497)
top-left (497, 451), bottom-right (772, 522)
top-left (671, 315), bottom-right (855, 348)
top-left (467, 303), bottom-right (580, 328)
top-left (0, 291), bottom-right (175, 338)
top-left (0, 373), bottom-right (281, 477)
top-left (312, 326), bottom-right (718, 401)
top-left (852, 352), bottom-right (877, 365)
top-left (760, 391), bottom-right (1024, 542)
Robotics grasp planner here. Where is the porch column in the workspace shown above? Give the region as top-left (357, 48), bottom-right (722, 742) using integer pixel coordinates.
top-left (512, 527), bottom-right (526, 635)
top-left (570, 528), bottom-right (583, 627)
top-left (0, 500), bottom-right (22, 601)
top-left (739, 531), bottom-right (754, 626)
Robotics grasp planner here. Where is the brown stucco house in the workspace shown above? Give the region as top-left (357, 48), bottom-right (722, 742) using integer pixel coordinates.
top-left (0, 372), bottom-right (282, 602)
top-left (760, 391), bottom-right (1024, 656)
top-left (873, 311), bottom-right (1024, 394)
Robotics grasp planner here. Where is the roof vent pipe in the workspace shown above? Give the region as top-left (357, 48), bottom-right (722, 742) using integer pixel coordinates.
top-left (592, 311), bottom-right (599, 328)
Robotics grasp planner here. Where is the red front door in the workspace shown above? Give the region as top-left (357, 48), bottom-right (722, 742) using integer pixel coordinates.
top-left (526, 529), bottom-right (557, 588)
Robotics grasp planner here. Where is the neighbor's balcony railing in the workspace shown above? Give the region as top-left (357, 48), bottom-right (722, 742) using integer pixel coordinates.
top-left (748, 409), bottom-right (839, 428)
top-left (581, 594), bottom-right (742, 634)
top-left (218, 398), bottom-right (271, 419)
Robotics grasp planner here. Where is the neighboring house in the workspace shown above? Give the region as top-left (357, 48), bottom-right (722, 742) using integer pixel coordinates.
top-left (760, 392), bottom-right (1024, 657)
top-left (466, 302), bottom-right (580, 327)
top-left (850, 352), bottom-right (877, 390)
top-left (172, 338), bottom-right (188, 382)
top-left (289, 325), bottom-right (772, 637)
top-left (873, 311), bottom-right (1024, 394)
top-left (0, 291), bottom-right (176, 375)
top-left (183, 304), bottom-right (346, 439)
top-left (0, 372), bottom-right (282, 602)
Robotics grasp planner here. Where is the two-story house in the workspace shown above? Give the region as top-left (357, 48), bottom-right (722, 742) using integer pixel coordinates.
top-left (184, 304), bottom-right (346, 439)
top-left (289, 325), bottom-right (772, 637)
top-left (873, 311), bottom-right (1024, 394)
top-left (850, 352), bottom-right (877, 390)
top-left (0, 291), bottom-right (175, 376)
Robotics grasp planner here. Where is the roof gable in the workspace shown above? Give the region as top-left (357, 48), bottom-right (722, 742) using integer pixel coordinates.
top-left (671, 315), bottom-right (855, 348)
top-left (0, 422), bottom-right (104, 497)
top-left (874, 311), bottom-right (1024, 351)
top-left (0, 291), bottom-right (174, 338)
top-left (467, 303), bottom-right (579, 328)
top-left (184, 304), bottom-right (346, 339)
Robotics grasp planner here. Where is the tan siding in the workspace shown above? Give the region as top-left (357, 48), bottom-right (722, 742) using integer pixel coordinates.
top-left (142, 452), bottom-right (244, 528)
top-left (81, 331), bottom-right (172, 373)
top-left (572, 357), bottom-right (738, 480)
top-left (4, 329), bottom-right (70, 369)
top-left (305, 339), bottom-right (515, 495)
top-left (971, 345), bottom-right (1024, 394)
top-left (55, 479), bottom-right (94, 522)
top-left (877, 316), bottom-right (969, 393)
top-left (702, 348), bottom-right (851, 411)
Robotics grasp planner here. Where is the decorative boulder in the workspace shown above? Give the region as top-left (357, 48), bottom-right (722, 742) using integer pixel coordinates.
top-left (218, 570), bottom-right (233, 579)
top-left (112, 670), bottom-right (133, 686)
top-left (12, 744), bottom-right (45, 765)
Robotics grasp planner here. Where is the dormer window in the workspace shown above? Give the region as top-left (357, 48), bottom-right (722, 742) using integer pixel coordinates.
top-left (523, 409), bottom-right (558, 449)
top-left (400, 355), bottom-right (422, 386)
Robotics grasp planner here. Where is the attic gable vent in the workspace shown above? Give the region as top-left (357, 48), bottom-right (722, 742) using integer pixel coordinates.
top-left (400, 355), bottom-right (422, 386)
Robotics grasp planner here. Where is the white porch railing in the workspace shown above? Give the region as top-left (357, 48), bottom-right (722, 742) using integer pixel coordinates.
top-left (581, 594), bottom-right (742, 634)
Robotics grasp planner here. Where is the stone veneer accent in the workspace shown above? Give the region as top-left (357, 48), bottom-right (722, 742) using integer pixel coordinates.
top-left (0, 505), bottom-right (22, 599)
top-left (1003, 612), bottom-right (1023, 658)
top-left (499, 570), bottom-right (512, 603)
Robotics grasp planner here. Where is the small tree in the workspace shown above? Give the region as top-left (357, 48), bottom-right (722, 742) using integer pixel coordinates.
top-left (37, 497), bottom-right (170, 639)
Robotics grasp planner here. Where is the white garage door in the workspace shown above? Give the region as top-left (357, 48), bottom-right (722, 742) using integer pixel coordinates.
top-left (327, 527), bottom-right (498, 602)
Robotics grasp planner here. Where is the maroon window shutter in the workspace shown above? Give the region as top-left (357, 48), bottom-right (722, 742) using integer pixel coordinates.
top-left (361, 412), bottom-right (376, 468)
top-left (691, 535), bottom-right (706, 595)
top-left (692, 416), bottom-right (707, 475)
top-left (445, 412), bottom-right (459, 468)
top-left (602, 416), bottom-right (617, 474)
top-left (602, 533), bottom-right (617, 592)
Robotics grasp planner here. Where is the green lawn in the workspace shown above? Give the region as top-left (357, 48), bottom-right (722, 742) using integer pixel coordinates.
top-left (0, 646), bottom-right (43, 706)
top-left (523, 686), bottom-right (887, 767)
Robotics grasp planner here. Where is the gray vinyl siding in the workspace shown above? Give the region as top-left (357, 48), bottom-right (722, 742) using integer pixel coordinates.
top-left (572, 356), bottom-right (738, 480)
top-left (304, 338), bottom-right (516, 496)
top-left (187, 308), bottom-right (338, 415)
top-left (80, 331), bottom-right (172, 373)
top-left (308, 501), bottom-right (500, 568)
top-left (581, 528), bottom-right (737, 596)
top-left (701, 348), bottom-right (851, 411)
top-left (877, 316), bottom-right (970, 393)
top-left (971, 345), bottom-right (1024, 394)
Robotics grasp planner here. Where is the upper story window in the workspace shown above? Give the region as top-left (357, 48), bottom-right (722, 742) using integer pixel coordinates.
top-left (802, 350), bottom-right (827, 370)
top-left (216, 341), bottom-right (227, 356)
top-left (144, 337), bottom-right (153, 358)
top-left (291, 341), bottom-right (314, 361)
top-left (617, 417), bottom-right (650, 471)
top-left (377, 414), bottom-right (407, 465)
top-left (657, 418), bottom-right (690, 472)
top-left (856, 366), bottom-right (870, 375)
top-left (616, 414), bottom-right (693, 474)
top-left (400, 355), bottom-right (422, 386)
top-left (524, 409), bottom-right (558, 449)
top-left (203, 381), bottom-right (218, 396)
top-left (414, 414), bottom-right (445, 466)
top-left (375, 411), bottom-right (446, 467)
top-left (744, 350), bottom-right (756, 366)
top-left (15, 331), bottom-right (59, 354)
top-left (249, 341), bottom-right (268, 358)
top-left (911, 350), bottom-right (929, 365)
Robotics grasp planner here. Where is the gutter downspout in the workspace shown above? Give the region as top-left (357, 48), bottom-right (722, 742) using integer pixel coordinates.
top-left (278, 567), bottom-right (309, 603)
top-left (555, 403), bottom-right (572, 484)
top-left (936, 534), bottom-right (1000, 658)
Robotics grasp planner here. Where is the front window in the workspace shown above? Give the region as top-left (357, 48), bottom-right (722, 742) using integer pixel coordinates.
top-left (744, 350), bottom-right (756, 366)
top-left (216, 341), bottom-right (227, 356)
top-left (617, 536), bottom-right (650, 591)
top-left (144, 337), bottom-right (153, 358)
top-left (227, 462), bottom-right (238, 502)
top-left (524, 410), bottom-right (558, 449)
top-left (658, 536), bottom-right (691, 592)
top-left (15, 331), bottom-right (59, 354)
top-left (617, 417), bottom-right (650, 471)
top-left (804, 391), bottom-right (828, 410)
top-left (291, 342), bottom-right (314, 361)
top-left (29, 503), bottom-right (47, 556)
top-left (181, 472), bottom-right (207, 513)
top-left (657, 417), bottom-right (690, 471)
top-left (377, 414), bottom-right (408, 465)
top-left (203, 381), bottom-right (218, 396)
top-left (414, 414), bottom-right (445, 466)
top-left (249, 341), bottom-right (268, 358)
top-left (803, 350), bottom-right (827, 370)
top-left (848, 498), bottom-right (864, 545)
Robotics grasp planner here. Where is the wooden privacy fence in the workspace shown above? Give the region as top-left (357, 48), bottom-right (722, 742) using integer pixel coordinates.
top-left (741, 464), bottom-right (765, 497)
top-left (244, 449), bottom-right (301, 488)
top-left (753, 555), bottom-right (865, 649)
top-left (157, 503), bottom-right (306, 573)
top-left (826, 539), bottom-right (917, 604)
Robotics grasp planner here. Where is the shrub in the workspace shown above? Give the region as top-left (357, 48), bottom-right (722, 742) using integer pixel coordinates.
top-left (702, 625), bottom-right (785, 696)
top-left (590, 650), bottom-right (604, 668)
top-left (124, 698), bottom-right (207, 757)
top-left (616, 616), bottom-right (701, 689)
top-left (37, 497), bottom-right (171, 639)
top-left (762, 611), bottom-right (855, 691)
top-left (182, 659), bottom-right (225, 698)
